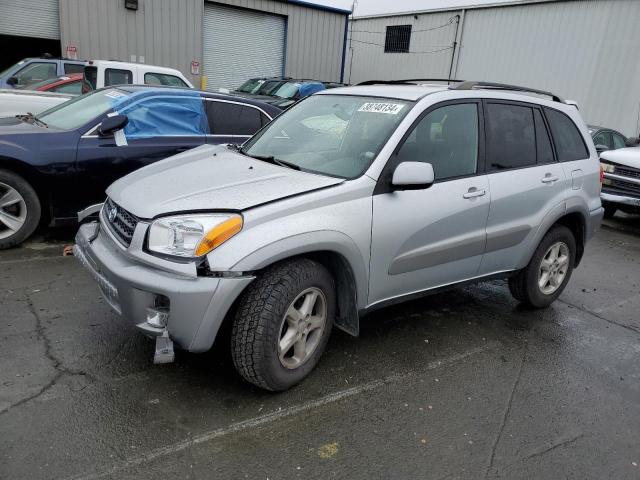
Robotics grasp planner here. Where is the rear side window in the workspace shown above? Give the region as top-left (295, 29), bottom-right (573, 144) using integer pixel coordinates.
top-left (534, 109), bottom-right (554, 164)
top-left (64, 63), bottom-right (84, 74)
top-left (544, 108), bottom-right (589, 161)
top-left (83, 66), bottom-right (98, 92)
top-left (144, 72), bottom-right (188, 88)
top-left (207, 101), bottom-right (264, 136)
top-left (105, 68), bottom-right (133, 86)
top-left (486, 103), bottom-right (536, 171)
top-left (396, 103), bottom-right (478, 181)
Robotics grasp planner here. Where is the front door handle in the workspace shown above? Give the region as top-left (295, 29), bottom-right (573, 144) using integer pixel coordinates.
top-left (541, 174), bottom-right (559, 184)
top-left (463, 187), bottom-right (486, 199)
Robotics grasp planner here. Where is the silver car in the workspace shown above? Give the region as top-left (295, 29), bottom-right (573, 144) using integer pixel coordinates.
top-left (75, 80), bottom-right (603, 391)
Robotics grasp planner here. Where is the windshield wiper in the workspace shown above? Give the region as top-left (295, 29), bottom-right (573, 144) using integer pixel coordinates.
top-left (238, 150), bottom-right (301, 171)
top-left (16, 112), bottom-right (47, 128)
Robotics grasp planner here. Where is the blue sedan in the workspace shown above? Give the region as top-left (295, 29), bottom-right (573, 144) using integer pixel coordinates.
top-left (0, 86), bottom-right (281, 248)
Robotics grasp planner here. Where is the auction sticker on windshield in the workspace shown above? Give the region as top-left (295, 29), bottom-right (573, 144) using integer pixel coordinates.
top-left (358, 103), bottom-right (405, 114)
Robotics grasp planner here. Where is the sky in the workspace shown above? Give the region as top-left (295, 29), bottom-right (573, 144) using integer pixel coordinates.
top-left (318, 0), bottom-right (518, 16)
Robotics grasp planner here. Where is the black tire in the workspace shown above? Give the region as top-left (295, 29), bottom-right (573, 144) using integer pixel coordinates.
top-left (508, 225), bottom-right (576, 309)
top-left (603, 204), bottom-right (617, 219)
top-left (231, 258), bottom-right (335, 391)
top-left (0, 169), bottom-right (41, 250)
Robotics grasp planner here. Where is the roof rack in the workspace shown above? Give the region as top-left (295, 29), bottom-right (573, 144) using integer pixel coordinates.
top-left (449, 81), bottom-right (565, 103)
top-left (357, 78), bottom-right (464, 86)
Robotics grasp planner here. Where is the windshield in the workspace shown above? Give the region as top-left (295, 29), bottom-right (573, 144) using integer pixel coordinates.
top-left (271, 82), bottom-right (300, 99)
top-left (242, 95), bottom-right (412, 179)
top-left (237, 78), bottom-right (264, 94)
top-left (0, 62), bottom-right (19, 78)
top-left (37, 88), bottom-right (130, 130)
top-left (256, 80), bottom-right (283, 95)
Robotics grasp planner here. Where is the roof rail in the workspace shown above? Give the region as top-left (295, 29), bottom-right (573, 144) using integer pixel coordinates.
top-left (449, 81), bottom-right (565, 103)
top-left (357, 78), bottom-right (465, 86)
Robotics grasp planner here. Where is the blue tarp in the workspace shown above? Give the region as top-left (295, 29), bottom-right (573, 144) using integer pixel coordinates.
top-left (299, 82), bottom-right (325, 98)
top-left (108, 89), bottom-right (208, 139)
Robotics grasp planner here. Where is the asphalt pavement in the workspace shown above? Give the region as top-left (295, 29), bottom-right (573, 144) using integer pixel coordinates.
top-left (1, 216), bottom-right (639, 479)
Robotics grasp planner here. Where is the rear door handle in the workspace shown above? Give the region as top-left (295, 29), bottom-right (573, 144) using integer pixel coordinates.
top-left (463, 187), bottom-right (486, 199)
top-left (541, 174), bottom-right (559, 184)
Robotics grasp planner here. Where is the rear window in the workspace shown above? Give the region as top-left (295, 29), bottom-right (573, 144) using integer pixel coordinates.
top-left (544, 108), bottom-right (589, 161)
top-left (105, 68), bottom-right (133, 86)
top-left (144, 72), bottom-right (188, 88)
top-left (64, 63), bottom-right (84, 74)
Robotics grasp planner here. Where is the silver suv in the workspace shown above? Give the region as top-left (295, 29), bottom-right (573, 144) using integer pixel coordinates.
top-left (75, 80), bottom-right (603, 391)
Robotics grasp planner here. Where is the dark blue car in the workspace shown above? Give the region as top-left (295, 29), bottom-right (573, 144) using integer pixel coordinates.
top-left (0, 85), bottom-right (281, 248)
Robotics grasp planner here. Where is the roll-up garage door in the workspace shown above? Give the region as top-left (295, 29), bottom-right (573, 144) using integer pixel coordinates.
top-left (203, 2), bottom-right (285, 91)
top-left (0, 0), bottom-right (59, 39)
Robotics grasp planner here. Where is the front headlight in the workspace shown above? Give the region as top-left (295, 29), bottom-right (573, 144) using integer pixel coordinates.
top-left (147, 214), bottom-right (242, 259)
top-left (600, 162), bottom-right (615, 173)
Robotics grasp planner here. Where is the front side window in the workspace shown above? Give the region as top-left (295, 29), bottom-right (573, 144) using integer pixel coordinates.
top-left (105, 68), bottom-right (133, 86)
top-left (544, 108), bottom-right (589, 161)
top-left (385, 25), bottom-right (412, 53)
top-left (612, 133), bottom-right (626, 149)
top-left (37, 88), bottom-right (131, 130)
top-left (15, 62), bottom-right (57, 86)
top-left (144, 72), bottom-right (188, 88)
top-left (243, 95), bottom-right (412, 179)
top-left (396, 103), bottom-right (478, 181)
top-left (486, 103), bottom-right (536, 171)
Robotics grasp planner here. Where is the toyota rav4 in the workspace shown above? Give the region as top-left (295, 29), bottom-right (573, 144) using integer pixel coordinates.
top-left (75, 80), bottom-right (603, 391)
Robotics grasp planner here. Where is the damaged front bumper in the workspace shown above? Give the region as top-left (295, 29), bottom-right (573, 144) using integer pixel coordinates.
top-left (74, 221), bottom-right (255, 355)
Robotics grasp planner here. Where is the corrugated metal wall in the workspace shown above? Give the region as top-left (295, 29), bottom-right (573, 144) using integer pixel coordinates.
top-left (212, 0), bottom-right (347, 82)
top-left (344, 11), bottom-right (460, 84)
top-left (347, 0), bottom-right (640, 136)
top-left (59, 0), bottom-right (348, 87)
top-left (0, 0), bottom-right (60, 39)
top-left (60, 0), bottom-right (202, 85)
top-left (456, 0), bottom-right (640, 136)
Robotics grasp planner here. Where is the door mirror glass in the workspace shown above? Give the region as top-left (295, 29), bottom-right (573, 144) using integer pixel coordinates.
top-left (6, 76), bottom-right (18, 86)
top-left (98, 114), bottom-right (128, 137)
top-left (391, 162), bottom-right (435, 190)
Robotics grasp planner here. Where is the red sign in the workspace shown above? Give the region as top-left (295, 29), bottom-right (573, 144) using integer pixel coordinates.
top-left (66, 45), bottom-right (78, 60)
top-left (191, 60), bottom-right (200, 76)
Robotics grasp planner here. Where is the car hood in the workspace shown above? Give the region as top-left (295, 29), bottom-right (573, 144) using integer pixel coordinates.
top-left (600, 147), bottom-right (640, 169)
top-left (0, 117), bottom-right (54, 135)
top-left (107, 144), bottom-right (344, 219)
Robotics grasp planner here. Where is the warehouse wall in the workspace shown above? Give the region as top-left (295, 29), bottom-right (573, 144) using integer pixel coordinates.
top-left (60, 0), bottom-right (203, 85)
top-left (214, 0), bottom-right (347, 82)
top-left (455, 0), bottom-right (640, 136)
top-left (344, 11), bottom-right (460, 84)
top-left (60, 0), bottom-right (348, 87)
top-left (347, 0), bottom-right (640, 136)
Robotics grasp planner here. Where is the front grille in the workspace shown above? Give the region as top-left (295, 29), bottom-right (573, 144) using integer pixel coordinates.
top-left (614, 165), bottom-right (640, 180)
top-left (103, 198), bottom-right (139, 247)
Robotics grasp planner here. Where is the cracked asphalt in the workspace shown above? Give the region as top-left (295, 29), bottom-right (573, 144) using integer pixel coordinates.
top-left (1, 216), bottom-right (639, 479)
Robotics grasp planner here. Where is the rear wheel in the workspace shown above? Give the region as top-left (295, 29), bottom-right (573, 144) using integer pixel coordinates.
top-left (508, 225), bottom-right (576, 308)
top-left (0, 169), bottom-right (41, 249)
top-left (231, 258), bottom-right (335, 391)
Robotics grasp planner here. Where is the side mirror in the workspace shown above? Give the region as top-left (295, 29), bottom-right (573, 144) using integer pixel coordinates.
top-left (595, 144), bottom-right (609, 153)
top-left (6, 76), bottom-right (18, 86)
top-left (98, 114), bottom-right (128, 137)
top-left (625, 137), bottom-right (640, 147)
top-left (391, 162), bottom-right (435, 190)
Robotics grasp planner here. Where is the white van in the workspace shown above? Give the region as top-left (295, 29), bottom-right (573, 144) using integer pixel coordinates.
top-left (82, 60), bottom-right (193, 92)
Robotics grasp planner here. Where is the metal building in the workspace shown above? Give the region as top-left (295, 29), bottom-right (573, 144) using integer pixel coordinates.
top-left (0, 0), bottom-right (349, 90)
top-left (346, 0), bottom-right (640, 136)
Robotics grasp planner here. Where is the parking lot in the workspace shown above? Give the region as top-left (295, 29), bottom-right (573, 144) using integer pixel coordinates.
top-left (0, 216), bottom-right (637, 479)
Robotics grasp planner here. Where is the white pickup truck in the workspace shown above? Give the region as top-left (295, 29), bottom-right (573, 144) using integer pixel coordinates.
top-left (82, 60), bottom-right (193, 92)
top-left (0, 89), bottom-right (73, 117)
top-left (600, 142), bottom-right (640, 218)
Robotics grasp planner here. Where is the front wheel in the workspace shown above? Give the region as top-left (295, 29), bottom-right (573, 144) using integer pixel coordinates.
top-left (0, 169), bottom-right (41, 249)
top-left (231, 258), bottom-right (335, 391)
top-left (508, 225), bottom-right (576, 308)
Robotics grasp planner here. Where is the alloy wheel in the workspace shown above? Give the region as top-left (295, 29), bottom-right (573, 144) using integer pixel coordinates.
top-left (0, 182), bottom-right (27, 240)
top-left (278, 287), bottom-right (327, 369)
top-left (538, 241), bottom-right (570, 295)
